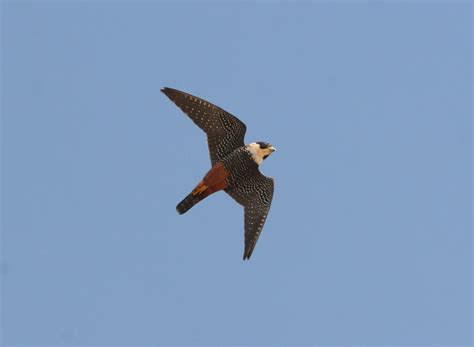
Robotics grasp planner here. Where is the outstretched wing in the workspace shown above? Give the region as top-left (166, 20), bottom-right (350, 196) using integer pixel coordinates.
top-left (225, 173), bottom-right (274, 260)
top-left (161, 87), bottom-right (247, 165)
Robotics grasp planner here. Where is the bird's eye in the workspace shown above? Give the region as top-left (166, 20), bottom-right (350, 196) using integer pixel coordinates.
top-left (257, 142), bottom-right (269, 149)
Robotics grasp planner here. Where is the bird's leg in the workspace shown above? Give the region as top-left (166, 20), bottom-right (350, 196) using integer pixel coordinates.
top-left (192, 182), bottom-right (208, 196)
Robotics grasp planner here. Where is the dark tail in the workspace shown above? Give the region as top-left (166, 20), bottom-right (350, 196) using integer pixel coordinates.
top-left (176, 192), bottom-right (206, 215)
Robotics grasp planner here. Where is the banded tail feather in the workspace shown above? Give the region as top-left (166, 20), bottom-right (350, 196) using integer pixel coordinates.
top-left (176, 192), bottom-right (206, 214)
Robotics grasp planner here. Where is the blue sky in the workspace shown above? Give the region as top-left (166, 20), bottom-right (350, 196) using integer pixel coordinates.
top-left (2, 1), bottom-right (472, 346)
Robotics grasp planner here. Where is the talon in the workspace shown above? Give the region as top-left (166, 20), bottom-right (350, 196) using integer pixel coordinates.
top-left (192, 184), bottom-right (208, 196)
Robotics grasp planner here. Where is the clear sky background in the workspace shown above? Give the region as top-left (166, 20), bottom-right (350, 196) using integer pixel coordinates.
top-left (2, 1), bottom-right (472, 346)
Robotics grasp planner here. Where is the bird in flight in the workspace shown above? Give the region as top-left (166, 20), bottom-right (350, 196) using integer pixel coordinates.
top-left (161, 87), bottom-right (276, 260)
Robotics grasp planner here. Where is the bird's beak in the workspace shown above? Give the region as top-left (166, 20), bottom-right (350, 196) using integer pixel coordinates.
top-left (269, 146), bottom-right (277, 152)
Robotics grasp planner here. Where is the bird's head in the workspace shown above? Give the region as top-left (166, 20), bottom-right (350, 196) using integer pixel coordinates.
top-left (247, 142), bottom-right (277, 165)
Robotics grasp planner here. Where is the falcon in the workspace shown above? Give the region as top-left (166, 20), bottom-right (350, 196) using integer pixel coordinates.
top-left (161, 87), bottom-right (276, 260)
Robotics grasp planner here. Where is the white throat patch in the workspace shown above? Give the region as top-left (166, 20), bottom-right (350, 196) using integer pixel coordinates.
top-left (247, 143), bottom-right (265, 165)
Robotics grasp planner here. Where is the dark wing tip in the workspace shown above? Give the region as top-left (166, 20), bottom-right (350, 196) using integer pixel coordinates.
top-left (161, 87), bottom-right (185, 105)
top-left (161, 87), bottom-right (174, 96)
top-left (161, 87), bottom-right (184, 96)
top-left (242, 244), bottom-right (255, 261)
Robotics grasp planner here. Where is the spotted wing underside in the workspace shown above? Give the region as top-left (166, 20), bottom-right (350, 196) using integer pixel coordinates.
top-left (161, 87), bottom-right (247, 165)
top-left (225, 173), bottom-right (274, 260)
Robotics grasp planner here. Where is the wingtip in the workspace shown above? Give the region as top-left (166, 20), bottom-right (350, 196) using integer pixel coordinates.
top-left (161, 87), bottom-right (181, 99)
top-left (243, 241), bottom-right (257, 260)
top-left (162, 86), bottom-right (177, 93)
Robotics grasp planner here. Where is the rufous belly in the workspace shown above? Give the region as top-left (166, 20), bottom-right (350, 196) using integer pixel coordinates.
top-left (191, 162), bottom-right (229, 198)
